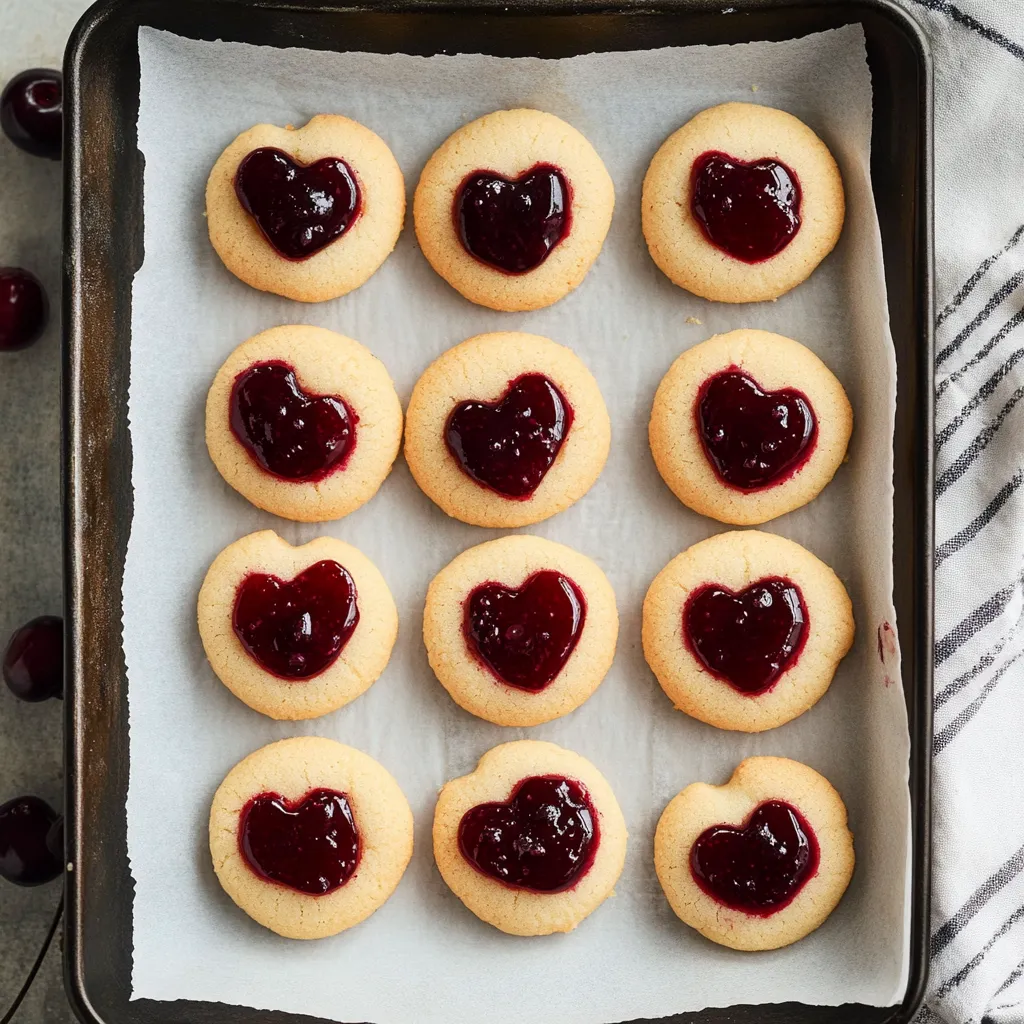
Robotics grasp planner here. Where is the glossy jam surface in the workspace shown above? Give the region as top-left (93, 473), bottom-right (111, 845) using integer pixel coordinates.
top-left (0, 267), bottom-right (48, 351)
top-left (445, 374), bottom-right (573, 499)
top-left (0, 69), bottom-right (62, 160)
top-left (458, 775), bottom-right (598, 893)
top-left (230, 362), bottom-right (356, 482)
top-left (697, 370), bottom-right (816, 491)
top-left (233, 560), bottom-right (359, 680)
top-left (3, 615), bottom-right (63, 702)
top-left (455, 164), bottom-right (570, 274)
top-left (239, 789), bottom-right (359, 895)
top-left (691, 800), bottom-right (819, 915)
top-left (0, 796), bottom-right (63, 886)
top-left (691, 151), bottom-right (801, 263)
top-left (684, 578), bottom-right (807, 695)
top-left (235, 147), bottom-right (360, 260)
top-left (465, 571), bottom-right (586, 691)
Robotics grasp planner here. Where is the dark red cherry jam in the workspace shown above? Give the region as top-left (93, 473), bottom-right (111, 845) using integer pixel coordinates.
top-left (691, 151), bottom-right (801, 263)
top-left (233, 560), bottom-right (359, 680)
top-left (240, 789), bottom-right (360, 895)
top-left (445, 374), bottom-right (573, 499)
top-left (697, 370), bottom-right (816, 491)
top-left (235, 147), bottom-right (360, 260)
top-left (684, 578), bottom-right (807, 695)
top-left (0, 69), bottom-right (62, 160)
top-left (691, 800), bottom-right (819, 915)
top-left (230, 362), bottom-right (356, 482)
top-left (458, 775), bottom-right (598, 893)
top-left (0, 267), bottom-right (48, 351)
top-left (455, 164), bottom-right (570, 274)
top-left (465, 571), bottom-right (586, 691)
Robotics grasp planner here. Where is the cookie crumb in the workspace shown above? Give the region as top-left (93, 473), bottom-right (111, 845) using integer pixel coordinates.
top-left (686, 316), bottom-right (702, 325)
top-left (751, 84), bottom-right (760, 93)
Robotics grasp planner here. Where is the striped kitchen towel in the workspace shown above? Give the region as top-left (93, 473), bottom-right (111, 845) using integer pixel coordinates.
top-left (898, 2), bottom-right (1024, 1022)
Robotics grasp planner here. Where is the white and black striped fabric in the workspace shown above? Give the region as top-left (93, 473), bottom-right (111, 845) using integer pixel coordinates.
top-left (894, 2), bottom-right (1024, 1022)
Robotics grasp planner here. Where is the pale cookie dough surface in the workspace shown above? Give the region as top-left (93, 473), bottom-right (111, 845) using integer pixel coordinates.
top-left (210, 736), bottom-right (413, 939)
top-left (654, 756), bottom-right (854, 951)
top-left (649, 329), bottom-right (853, 525)
top-left (206, 325), bottom-right (403, 523)
top-left (642, 102), bottom-right (844, 303)
top-left (642, 530), bottom-right (854, 732)
top-left (414, 109), bottom-right (615, 312)
top-left (197, 530), bottom-right (398, 720)
top-left (206, 114), bottom-right (405, 302)
top-left (423, 535), bottom-right (618, 727)
top-left (432, 740), bottom-right (627, 936)
top-left (404, 332), bottom-right (611, 528)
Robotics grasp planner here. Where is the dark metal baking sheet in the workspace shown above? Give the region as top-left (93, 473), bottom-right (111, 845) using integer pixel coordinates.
top-left (62, 1), bottom-right (933, 1021)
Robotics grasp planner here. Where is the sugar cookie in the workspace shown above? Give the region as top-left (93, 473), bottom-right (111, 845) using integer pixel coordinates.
top-left (642, 103), bottom-right (844, 303)
top-left (433, 740), bottom-right (627, 935)
top-left (404, 332), bottom-right (610, 528)
top-left (655, 756), bottom-right (854, 950)
top-left (206, 325), bottom-right (402, 523)
top-left (198, 530), bottom-right (397, 720)
top-left (649, 329), bottom-right (852, 525)
top-left (206, 114), bottom-right (404, 302)
top-left (424, 535), bottom-right (617, 726)
top-left (642, 530), bottom-right (854, 732)
top-left (414, 109), bottom-right (614, 311)
top-left (210, 737), bottom-right (413, 939)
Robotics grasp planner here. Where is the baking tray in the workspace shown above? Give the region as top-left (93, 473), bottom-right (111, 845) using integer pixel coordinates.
top-left (62, 0), bottom-right (934, 1021)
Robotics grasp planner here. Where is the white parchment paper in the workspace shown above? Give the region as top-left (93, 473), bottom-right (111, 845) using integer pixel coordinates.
top-left (126, 23), bottom-right (911, 1023)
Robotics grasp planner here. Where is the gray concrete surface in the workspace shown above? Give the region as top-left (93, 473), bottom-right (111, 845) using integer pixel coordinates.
top-left (2, 2), bottom-right (94, 1021)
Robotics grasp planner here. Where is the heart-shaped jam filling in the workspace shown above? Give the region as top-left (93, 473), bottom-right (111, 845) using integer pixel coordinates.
top-left (455, 164), bottom-right (571, 274)
top-left (235, 147), bottom-right (360, 260)
top-left (697, 369), bottom-right (816, 491)
top-left (445, 374), bottom-right (573, 499)
top-left (458, 775), bottom-right (598, 892)
top-left (465, 571), bottom-right (586, 691)
top-left (239, 788), bottom-right (360, 895)
top-left (690, 800), bottom-right (819, 915)
top-left (684, 578), bottom-right (807, 695)
top-left (233, 560), bottom-right (359, 680)
top-left (230, 362), bottom-right (357, 482)
top-left (691, 151), bottom-right (801, 263)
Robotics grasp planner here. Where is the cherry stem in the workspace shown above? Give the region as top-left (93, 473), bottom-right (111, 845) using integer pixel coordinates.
top-left (0, 894), bottom-right (62, 1024)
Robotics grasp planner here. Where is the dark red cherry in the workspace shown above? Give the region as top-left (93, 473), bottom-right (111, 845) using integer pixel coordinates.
top-left (691, 151), bottom-right (801, 263)
top-left (697, 370), bottom-right (816, 490)
top-left (465, 571), bottom-right (586, 690)
top-left (0, 69), bottom-right (62, 160)
top-left (3, 616), bottom-right (62, 702)
top-left (690, 800), bottom-right (819, 915)
top-left (233, 560), bottom-right (359, 680)
top-left (230, 362), bottom-right (356, 482)
top-left (235, 147), bottom-right (360, 260)
top-left (684, 578), bottom-right (807, 695)
top-left (455, 164), bottom-right (570, 273)
top-left (0, 796), bottom-right (63, 886)
top-left (0, 268), bottom-right (49, 351)
top-left (240, 789), bottom-right (359, 895)
top-left (445, 374), bottom-right (573, 499)
top-left (458, 775), bottom-right (598, 893)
